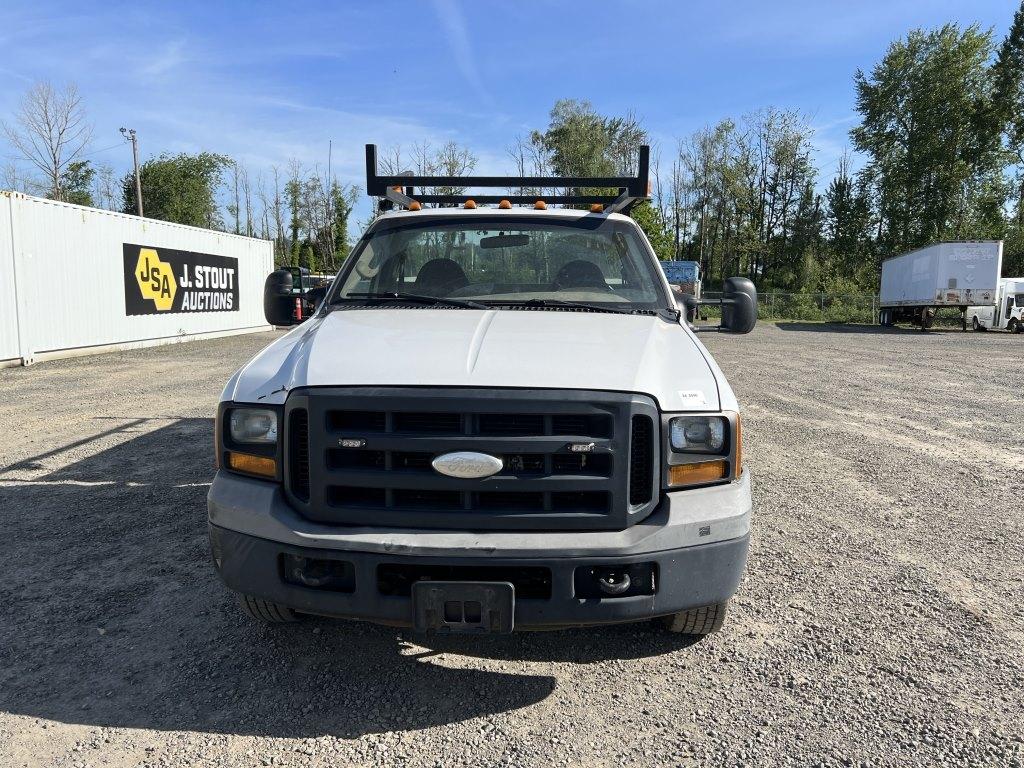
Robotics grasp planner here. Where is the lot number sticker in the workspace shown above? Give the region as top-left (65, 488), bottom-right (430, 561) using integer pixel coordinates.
top-left (123, 243), bottom-right (239, 315)
top-left (678, 390), bottom-right (707, 407)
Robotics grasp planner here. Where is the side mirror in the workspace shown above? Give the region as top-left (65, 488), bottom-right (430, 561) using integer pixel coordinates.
top-left (721, 277), bottom-right (757, 334)
top-left (264, 269), bottom-right (298, 326)
top-left (304, 285), bottom-right (327, 310)
top-left (680, 293), bottom-right (699, 323)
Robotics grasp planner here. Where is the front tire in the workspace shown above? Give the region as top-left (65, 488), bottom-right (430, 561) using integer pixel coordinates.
top-left (659, 602), bottom-right (728, 635)
top-left (972, 316), bottom-right (981, 331)
top-left (1010, 318), bottom-right (1021, 334)
top-left (239, 594), bottom-right (299, 623)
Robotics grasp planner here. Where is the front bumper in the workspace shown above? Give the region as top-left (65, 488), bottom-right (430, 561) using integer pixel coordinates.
top-left (207, 470), bottom-right (751, 630)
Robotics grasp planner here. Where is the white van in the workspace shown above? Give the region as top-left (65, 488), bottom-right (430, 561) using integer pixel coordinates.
top-left (967, 278), bottom-right (1024, 332)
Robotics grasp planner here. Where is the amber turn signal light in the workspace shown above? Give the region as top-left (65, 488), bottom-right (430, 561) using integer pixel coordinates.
top-left (668, 460), bottom-right (728, 488)
top-left (227, 451), bottom-right (277, 479)
top-left (734, 415), bottom-right (743, 477)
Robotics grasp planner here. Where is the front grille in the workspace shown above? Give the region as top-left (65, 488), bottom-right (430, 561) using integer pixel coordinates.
top-left (288, 409), bottom-right (310, 501)
top-left (478, 413), bottom-right (544, 435)
top-left (283, 388), bottom-right (660, 531)
top-left (394, 411), bottom-right (462, 433)
top-left (329, 410), bottom-right (385, 432)
top-left (629, 415), bottom-right (654, 505)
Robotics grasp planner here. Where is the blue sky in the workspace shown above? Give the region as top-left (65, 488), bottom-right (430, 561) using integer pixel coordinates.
top-left (0, 0), bottom-right (1016, 221)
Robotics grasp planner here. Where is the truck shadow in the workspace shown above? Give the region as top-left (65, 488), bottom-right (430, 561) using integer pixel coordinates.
top-left (0, 417), bottom-right (699, 740)
top-left (404, 624), bottom-right (705, 664)
top-left (773, 321), bottom-right (968, 335)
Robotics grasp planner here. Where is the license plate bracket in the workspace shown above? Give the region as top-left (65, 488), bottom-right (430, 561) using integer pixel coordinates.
top-left (412, 581), bottom-right (514, 634)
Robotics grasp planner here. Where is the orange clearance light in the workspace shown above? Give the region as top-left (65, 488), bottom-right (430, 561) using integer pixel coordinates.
top-left (408, 200), bottom-right (422, 211)
top-left (227, 451), bottom-right (277, 479)
top-left (498, 199), bottom-right (512, 209)
top-left (590, 203), bottom-right (604, 213)
top-left (668, 460), bottom-right (728, 488)
top-left (464, 199), bottom-right (477, 209)
top-left (534, 200), bottom-right (547, 210)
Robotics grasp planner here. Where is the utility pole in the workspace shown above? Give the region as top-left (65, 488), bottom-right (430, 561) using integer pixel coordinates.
top-left (120, 127), bottom-right (143, 217)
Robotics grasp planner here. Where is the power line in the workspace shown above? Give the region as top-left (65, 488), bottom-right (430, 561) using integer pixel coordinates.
top-left (80, 141), bottom-right (126, 158)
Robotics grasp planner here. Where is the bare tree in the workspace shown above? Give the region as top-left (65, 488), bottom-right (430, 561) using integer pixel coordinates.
top-left (507, 135), bottom-right (551, 200)
top-left (433, 140), bottom-right (477, 202)
top-left (270, 166), bottom-right (285, 258)
top-left (376, 141), bottom-right (477, 208)
top-left (91, 163), bottom-right (119, 210)
top-left (2, 161), bottom-right (33, 193)
top-left (227, 161), bottom-right (242, 234)
top-left (255, 171), bottom-right (271, 241)
top-left (378, 145), bottom-right (406, 176)
top-left (1, 81), bottom-right (93, 201)
top-left (241, 165), bottom-right (254, 237)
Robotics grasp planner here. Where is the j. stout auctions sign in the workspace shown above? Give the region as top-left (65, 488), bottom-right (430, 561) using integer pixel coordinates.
top-left (123, 243), bottom-right (239, 315)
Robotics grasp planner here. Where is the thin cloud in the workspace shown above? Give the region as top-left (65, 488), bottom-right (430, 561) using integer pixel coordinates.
top-left (431, 0), bottom-right (493, 107)
top-left (139, 40), bottom-right (188, 77)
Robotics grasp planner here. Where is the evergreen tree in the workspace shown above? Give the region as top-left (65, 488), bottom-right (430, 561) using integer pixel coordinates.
top-left (630, 200), bottom-right (675, 261)
top-left (56, 160), bottom-right (95, 207)
top-left (286, 177), bottom-right (302, 267)
top-left (299, 239), bottom-right (316, 272)
top-left (331, 182), bottom-right (358, 264)
top-left (823, 154), bottom-right (873, 281)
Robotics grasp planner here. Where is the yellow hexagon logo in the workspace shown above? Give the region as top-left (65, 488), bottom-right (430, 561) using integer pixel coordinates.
top-left (134, 248), bottom-right (177, 311)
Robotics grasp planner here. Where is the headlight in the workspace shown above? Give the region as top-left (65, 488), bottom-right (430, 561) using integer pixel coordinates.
top-left (229, 408), bottom-right (278, 444)
top-left (218, 404), bottom-right (281, 481)
top-left (669, 416), bottom-right (727, 453)
top-left (664, 412), bottom-right (741, 489)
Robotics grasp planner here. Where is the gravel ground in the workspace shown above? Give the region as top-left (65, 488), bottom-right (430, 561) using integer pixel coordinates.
top-left (0, 323), bottom-right (1022, 768)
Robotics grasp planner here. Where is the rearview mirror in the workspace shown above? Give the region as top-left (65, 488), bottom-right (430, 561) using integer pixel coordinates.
top-left (264, 269), bottom-right (298, 326)
top-left (480, 234), bottom-right (530, 249)
top-left (721, 277), bottom-right (757, 334)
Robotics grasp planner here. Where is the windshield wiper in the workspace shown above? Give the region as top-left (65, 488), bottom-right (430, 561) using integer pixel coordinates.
top-left (486, 298), bottom-right (639, 315)
top-left (339, 292), bottom-right (490, 310)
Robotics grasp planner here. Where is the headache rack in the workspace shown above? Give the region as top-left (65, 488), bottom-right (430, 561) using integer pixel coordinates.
top-left (365, 143), bottom-right (650, 214)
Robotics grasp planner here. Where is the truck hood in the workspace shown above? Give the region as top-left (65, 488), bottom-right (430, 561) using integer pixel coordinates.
top-left (223, 309), bottom-right (723, 412)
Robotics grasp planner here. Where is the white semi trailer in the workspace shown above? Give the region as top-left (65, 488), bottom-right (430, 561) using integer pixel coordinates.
top-left (966, 278), bottom-right (1024, 333)
top-left (878, 241), bottom-right (1003, 330)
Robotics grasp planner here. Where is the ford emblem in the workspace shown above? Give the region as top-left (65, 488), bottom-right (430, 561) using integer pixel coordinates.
top-left (432, 451), bottom-right (503, 479)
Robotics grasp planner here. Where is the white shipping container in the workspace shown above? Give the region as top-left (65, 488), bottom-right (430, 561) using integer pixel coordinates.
top-left (879, 241), bottom-right (1002, 308)
top-left (0, 192), bottom-right (274, 366)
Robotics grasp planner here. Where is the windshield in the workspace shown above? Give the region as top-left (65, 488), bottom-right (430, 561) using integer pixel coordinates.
top-left (331, 216), bottom-right (669, 311)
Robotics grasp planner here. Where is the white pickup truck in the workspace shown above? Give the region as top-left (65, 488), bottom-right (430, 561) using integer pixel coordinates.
top-left (208, 145), bottom-right (757, 637)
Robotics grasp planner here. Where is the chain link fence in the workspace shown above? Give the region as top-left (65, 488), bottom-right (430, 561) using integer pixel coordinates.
top-left (699, 292), bottom-right (880, 324)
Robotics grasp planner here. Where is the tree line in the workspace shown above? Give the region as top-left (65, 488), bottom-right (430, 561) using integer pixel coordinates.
top-left (4, 4), bottom-right (1024, 287)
